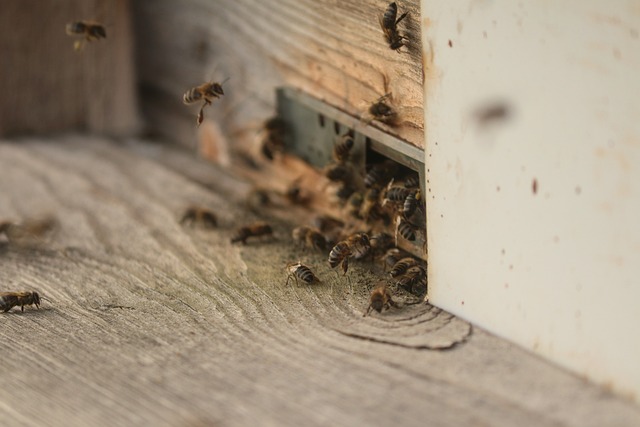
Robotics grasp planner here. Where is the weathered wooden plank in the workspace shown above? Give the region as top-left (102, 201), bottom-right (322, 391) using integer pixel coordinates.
top-left (0, 0), bottom-right (139, 136)
top-left (133, 0), bottom-right (425, 153)
top-left (1, 137), bottom-right (639, 427)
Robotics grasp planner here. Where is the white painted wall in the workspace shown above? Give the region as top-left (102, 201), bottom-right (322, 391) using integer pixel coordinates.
top-left (422, 0), bottom-right (640, 401)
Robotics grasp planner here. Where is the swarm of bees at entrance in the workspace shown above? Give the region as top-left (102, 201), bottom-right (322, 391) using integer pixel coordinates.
top-left (183, 78), bottom-right (228, 126)
top-left (66, 20), bottom-right (107, 51)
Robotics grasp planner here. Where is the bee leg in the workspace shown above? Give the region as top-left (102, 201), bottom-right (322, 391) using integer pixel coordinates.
top-left (21, 305), bottom-right (24, 312)
top-left (363, 305), bottom-right (372, 317)
top-left (395, 12), bottom-right (408, 25)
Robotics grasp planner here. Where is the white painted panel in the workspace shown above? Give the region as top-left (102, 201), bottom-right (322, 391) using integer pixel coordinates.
top-left (422, 0), bottom-right (640, 400)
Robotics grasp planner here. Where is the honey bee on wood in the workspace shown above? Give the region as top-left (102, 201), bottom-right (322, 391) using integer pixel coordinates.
top-left (260, 117), bottom-right (288, 160)
top-left (389, 256), bottom-right (420, 278)
top-left (333, 133), bottom-right (355, 163)
top-left (285, 262), bottom-right (320, 286)
top-left (180, 206), bottom-right (218, 228)
top-left (368, 93), bottom-right (398, 125)
top-left (379, 2), bottom-right (408, 51)
top-left (292, 226), bottom-right (327, 251)
top-left (381, 248), bottom-right (411, 271)
top-left (0, 291), bottom-right (44, 313)
top-left (364, 283), bottom-right (397, 316)
top-left (328, 241), bottom-right (352, 275)
top-left (231, 222), bottom-right (273, 244)
top-left (396, 265), bottom-right (427, 295)
top-left (183, 77), bottom-right (228, 126)
top-left (0, 216), bottom-right (58, 244)
top-left (66, 20), bottom-right (106, 51)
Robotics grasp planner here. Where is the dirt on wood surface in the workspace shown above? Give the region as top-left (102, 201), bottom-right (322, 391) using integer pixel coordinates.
top-left (1, 136), bottom-right (639, 427)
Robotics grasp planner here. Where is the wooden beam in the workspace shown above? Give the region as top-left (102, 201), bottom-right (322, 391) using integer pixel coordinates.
top-left (0, 136), bottom-right (638, 426)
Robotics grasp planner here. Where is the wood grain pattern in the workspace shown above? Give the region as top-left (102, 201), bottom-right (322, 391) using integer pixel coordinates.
top-left (0, 0), bottom-right (139, 136)
top-left (1, 137), bottom-right (639, 427)
top-left (133, 0), bottom-right (425, 153)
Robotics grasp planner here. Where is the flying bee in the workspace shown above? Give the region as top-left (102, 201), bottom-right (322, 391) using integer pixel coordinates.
top-left (389, 256), bottom-right (420, 278)
top-left (346, 232), bottom-right (371, 260)
top-left (396, 265), bottom-right (427, 295)
top-left (379, 2), bottom-right (408, 51)
top-left (183, 77), bottom-right (228, 126)
top-left (0, 291), bottom-right (45, 313)
top-left (260, 117), bottom-right (288, 160)
top-left (292, 226), bottom-right (327, 251)
top-left (66, 20), bottom-right (106, 51)
top-left (328, 241), bottom-right (352, 275)
top-left (364, 283), bottom-right (397, 316)
top-left (365, 160), bottom-right (398, 188)
top-left (333, 133), bottom-right (354, 163)
top-left (180, 206), bottom-right (218, 228)
top-left (285, 262), bottom-right (320, 286)
top-left (231, 222), bottom-right (273, 244)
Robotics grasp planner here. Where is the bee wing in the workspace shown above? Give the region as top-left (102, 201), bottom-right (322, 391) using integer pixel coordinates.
top-left (378, 14), bottom-right (391, 37)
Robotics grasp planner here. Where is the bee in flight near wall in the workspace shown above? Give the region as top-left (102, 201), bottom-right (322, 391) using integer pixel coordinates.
top-left (65, 20), bottom-right (107, 51)
top-left (183, 77), bottom-right (229, 126)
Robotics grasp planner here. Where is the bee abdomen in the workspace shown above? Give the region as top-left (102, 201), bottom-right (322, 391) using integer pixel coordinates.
top-left (328, 241), bottom-right (351, 268)
top-left (382, 2), bottom-right (398, 29)
top-left (183, 88), bottom-right (201, 104)
top-left (296, 265), bottom-right (318, 284)
top-left (397, 218), bottom-right (417, 241)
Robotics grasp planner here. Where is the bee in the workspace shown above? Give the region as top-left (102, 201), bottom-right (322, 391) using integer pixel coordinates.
top-left (379, 2), bottom-right (408, 51)
top-left (365, 160), bottom-right (398, 188)
top-left (384, 186), bottom-right (413, 204)
top-left (359, 188), bottom-right (384, 222)
top-left (231, 222), bottom-right (273, 244)
top-left (396, 265), bottom-right (427, 295)
top-left (346, 232), bottom-right (371, 260)
top-left (260, 117), bottom-right (288, 160)
top-left (183, 78), bottom-right (228, 126)
top-left (364, 283), bottom-right (397, 316)
top-left (336, 183), bottom-right (357, 202)
top-left (402, 189), bottom-right (421, 218)
top-left (180, 206), bottom-right (218, 228)
top-left (312, 215), bottom-right (344, 233)
top-left (381, 248), bottom-right (410, 270)
top-left (292, 226), bottom-right (327, 251)
top-left (66, 20), bottom-right (106, 51)
top-left (324, 162), bottom-right (352, 183)
top-left (328, 241), bottom-right (352, 275)
top-left (403, 174), bottom-right (420, 188)
top-left (285, 262), bottom-right (320, 286)
top-left (0, 291), bottom-right (43, 313)
top-left (0, 216), bottom-right (58, 244)
top-left (396, 215), bottom-right (418, 242)
top-left (389, 256), bottom-right (420, 278)
top-left (370, 232), bottom-right (394, 255)
top-left (333, 133), bottom-right (354, 163)
top-left (368, 93), bottom-right (398, 125)
top-left (284, 179), bottom-right (311, 206)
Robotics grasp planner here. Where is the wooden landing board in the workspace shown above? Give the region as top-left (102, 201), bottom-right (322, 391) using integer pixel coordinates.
top-left (0, 136), bottom-right (639, 427)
